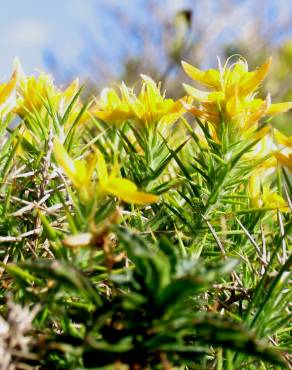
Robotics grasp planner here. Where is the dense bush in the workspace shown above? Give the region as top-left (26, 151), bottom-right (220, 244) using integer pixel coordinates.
top-left (0, 57), bottom-right (291, 369)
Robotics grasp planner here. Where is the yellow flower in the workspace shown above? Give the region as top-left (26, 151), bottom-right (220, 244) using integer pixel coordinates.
top-left (0, 58), bottom-right (19, 117)
top-left (53, 138), bottom-right (158, 205)
top-left (93, 75), bottom-right (184, 126)
top-left (244, 130), bottom-right (277, 169)
top-left (15, 126), bottom-right (40, 158)
top-left (273, 129), bottom-right (292, 172)
top-left (244, 128), bottom-right (291, 177)
top-left (274, 129), bottom-right (292, 148)
top-left (96, 150), bottom-right (158, 204)
top-left (53, 138), bottom-right (96, 201)
top-left (182, 57), bottom-right (292, 135)
top-left (93, 87), bottom-right (132, 122)
top-left (274, 152), bottom-right (292, 172)
top-left (248, 173), bottom-right (262, 208)
top-left (248, 173), bottom-right (288, 211)
top-left (15, 62), bottom-right (82, 121)
top-left (262, 186), bottom-right (288, 211)
top-left (16, 68), bottom-right (57, 117)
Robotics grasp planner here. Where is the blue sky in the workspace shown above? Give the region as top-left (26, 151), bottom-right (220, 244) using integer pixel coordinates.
top-left (1, 0), bottom-right (97, 78)
top-left (1, 0), bottom-right (167, 76)
top-left (1, 0), bottom-right (292, 86)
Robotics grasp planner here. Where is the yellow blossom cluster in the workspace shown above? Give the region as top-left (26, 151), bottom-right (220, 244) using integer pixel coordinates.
top-left (0, 56), bottom-right (291, 209)
top-left (93, 74), bottom-right (185, 126)
top-left (180, 57), bottom-right (291, 210)
top-left (181, 57), bottom-right (292, 136)
top-left (53, 138), bottom-right (158, 204)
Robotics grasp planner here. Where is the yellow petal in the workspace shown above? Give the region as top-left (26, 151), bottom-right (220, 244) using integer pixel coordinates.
top-left (183, 83), bottom-right (224, 103)
top-left (183, 83), bottom-right (211, 101)
top-left (248, 174), bottom-right (261, 207)
top-left (267, 102), bottom-right (292, 116)
top-left (274, 129), bottom-right (292, 148)
top-left (181, 61), bottom-right (221, 89)
top-left (97, 150), bottom-right (109, 188)
top-left (109, 186), bottom-right (158, 204)
top-left (274, 152), bottom-right (292, 172)
top-left (181, 100), bottom-right (219, 124)
top-left (170, 98), bottom-right (185, 113)
top-left (191, 107), bottom-right (218, 122)
top-left (119, 82), bottom-right (132, 104)
top-left (240, 57), bottom-right (272, 95)
top-left (249, 125), bottom-right (271, 142)
top-left (226, 96), bottom-right (242, 117)
top-left (118, 190), bottom-right (158, 205)
top-left (262, 186), bottom-right (288, 211)
top-left (86, 153), bottom-right (98, 181)
top-left (63, 78), bottom-right (79, 102)
top-left (0, 60), bottom-right (19, 105)
top-left (108, 177), bottom-right (138, 193)
top-left (246, 95), bottom-right (270, 128)
top-left (53, 138), bottom-right (80, 187)
top-left (107, 178), bottom-right (158, 204)
top-left (100, 88), bottom-right (122, 108)
top-left (120, 82), bottom-right (142, 118)
top-left (140, 74), bottom-right (159, 101)
top-left (74, 160), bottom-right (88, 185)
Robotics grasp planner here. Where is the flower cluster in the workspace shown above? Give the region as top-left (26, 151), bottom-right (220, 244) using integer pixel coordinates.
top-left (53, 138), bottom-right (158, 204)
top-left (182, 57), bottom-right (292, 137)
top-left (15, 61), bottom-right (81, 120)
top-left (0, 56), bottom-right (291, 211)
top-left (93, 74), bottom-right (185, 126)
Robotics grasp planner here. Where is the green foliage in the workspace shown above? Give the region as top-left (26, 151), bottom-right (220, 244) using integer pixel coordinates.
top-left (0, 58), bottom-right (291, 370)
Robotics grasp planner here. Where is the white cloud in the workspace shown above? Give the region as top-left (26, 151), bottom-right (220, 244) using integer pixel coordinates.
top-left (5, 19), bottom-right (48, 47)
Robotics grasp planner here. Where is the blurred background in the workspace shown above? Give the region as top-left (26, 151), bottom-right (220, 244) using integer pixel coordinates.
top-left (1, 0), bottom-right (292, 132)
